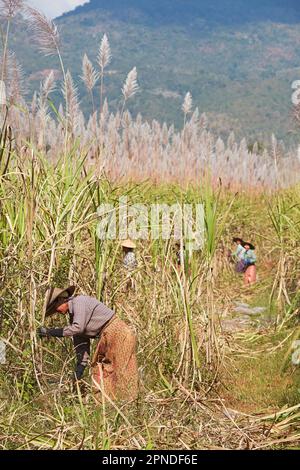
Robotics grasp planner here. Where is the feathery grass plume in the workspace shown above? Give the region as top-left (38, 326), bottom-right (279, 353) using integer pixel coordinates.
top-left (199, 112), bottom-right (208, 130)
top-left (81, 53), bottom-right (98, 112)
top-left (99, 97), bottom-right (109, 134)
top-left (0, 0), bottom-right (24, 18)
top-left (122, 109), bottom-right (132, 129)
top-left (98, 34), bottom-right (111, 114)
top-left (81, 53), bottom-right (99, 92)
top-left (25, 6), bottom-right (61, 58)
top-left (182, 92), bottom-right (193, 115)
top-left (181, 92), bottom-right (193, 143)
top-left (122, 67), bottom-right (139, 102)
top-left (62, 70), bottom-right (80, 135)
top-left (0, 1), bottom-right (24, 83)
top-left (40, 70), bottom-right (56, 102)
top-left (0, 50), bottom-right (24, 104)
top-left (25, 6), bottom-right (68, 145)
top-left (98, 34), bottom-right (112, 71)
top-left (1, 35), bottom-right (299, 188)
top-left (8, 51), bottom-right (25, 104)
top-left (31, 91), bottom-right (38, 115)
top-left (37, 70), bottom-right (56, 143)
top-left (190, 107), bottom-right (199, 124)
top-left (227, 131), bottom-right (235, 150)
top-left (101, 98), bottom-right (109, 120)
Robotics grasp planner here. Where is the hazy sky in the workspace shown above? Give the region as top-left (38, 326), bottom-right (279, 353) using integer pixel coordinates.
top-left (27, 1), bottom-right (88, 19)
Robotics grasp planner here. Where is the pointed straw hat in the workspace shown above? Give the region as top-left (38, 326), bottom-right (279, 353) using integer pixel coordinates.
top-left (121, 239), bottom-right (136, 249)
top-left (45, 286), bottom-right (76, 317)
top-left (232, 237), bottom-right (244, 243)
top-left (242, 241), bottom-right (255, 250)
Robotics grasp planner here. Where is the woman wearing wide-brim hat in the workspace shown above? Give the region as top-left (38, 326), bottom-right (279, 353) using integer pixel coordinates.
top-left (242, 241), bottom-right (255, 251)
top-left (241, 241), bottom-right (257, 285)
top-left (38, 286), bottom-right (138, 400)
top-left (45, 286), bottom-right (76, 317)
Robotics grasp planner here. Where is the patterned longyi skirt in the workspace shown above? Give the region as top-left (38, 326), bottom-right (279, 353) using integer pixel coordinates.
top-left (91, 317), bottom-right (138, 401)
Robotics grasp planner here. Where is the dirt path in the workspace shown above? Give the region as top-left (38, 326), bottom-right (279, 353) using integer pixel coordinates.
top-left (219, 283), bottom-right (299, 417)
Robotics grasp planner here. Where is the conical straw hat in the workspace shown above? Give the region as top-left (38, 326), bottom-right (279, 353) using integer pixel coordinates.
top-left (242, 241), bottom-right (255, 250)
top-left (45, 286), bottom-right (75, 316)
top-left (121, 239), bottom-right (136, 249)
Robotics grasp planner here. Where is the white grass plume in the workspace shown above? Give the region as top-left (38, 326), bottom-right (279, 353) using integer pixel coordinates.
top-left (98, 34), bottom-right (111, 113)
top-left (25, 6), bottom-right (60, 57)
top-left (122, 67), bottom-right (139, 101)
top-left (0, 50), bottom-right (25, 103)
top-left (81, 53), bottom-right (99, 92)
top-left (62, 70), bottom-right (80, 134)
top-left (98, 34), bottom-right (112, 71)
top-left (30, 91), bottom-right (38, 115)
top-left (0, 0), bottom-right (24, 18)
top-left (41, 70), bottom-right (56, 98)
top-left (9, 51), bottom-right (25, 103)
top-left (182, 92), bottom-right (193, 115)
top-left (39, 70), bottom-right (56, 113)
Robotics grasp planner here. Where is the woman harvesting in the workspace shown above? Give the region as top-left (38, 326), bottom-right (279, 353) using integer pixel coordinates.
top-left (242, 242), bottom-right (257, 285)
top-left (38, 286), bottom-right (138, 400)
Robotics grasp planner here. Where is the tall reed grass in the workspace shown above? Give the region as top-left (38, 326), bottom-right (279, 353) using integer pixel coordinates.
top-left (0, 1), bottom-right (300, 450)
top-left (1, 2), bottom-right (300, 189)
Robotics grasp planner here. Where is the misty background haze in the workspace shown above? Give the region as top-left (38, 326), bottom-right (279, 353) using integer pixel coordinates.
top-left (27, 0), bottom-right (87, 18)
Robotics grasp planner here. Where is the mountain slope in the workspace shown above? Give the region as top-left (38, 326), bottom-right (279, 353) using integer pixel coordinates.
top-left (5, 1), bottom-right (300, 143)
top-left (63, 0), bottom-right (300, 26)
